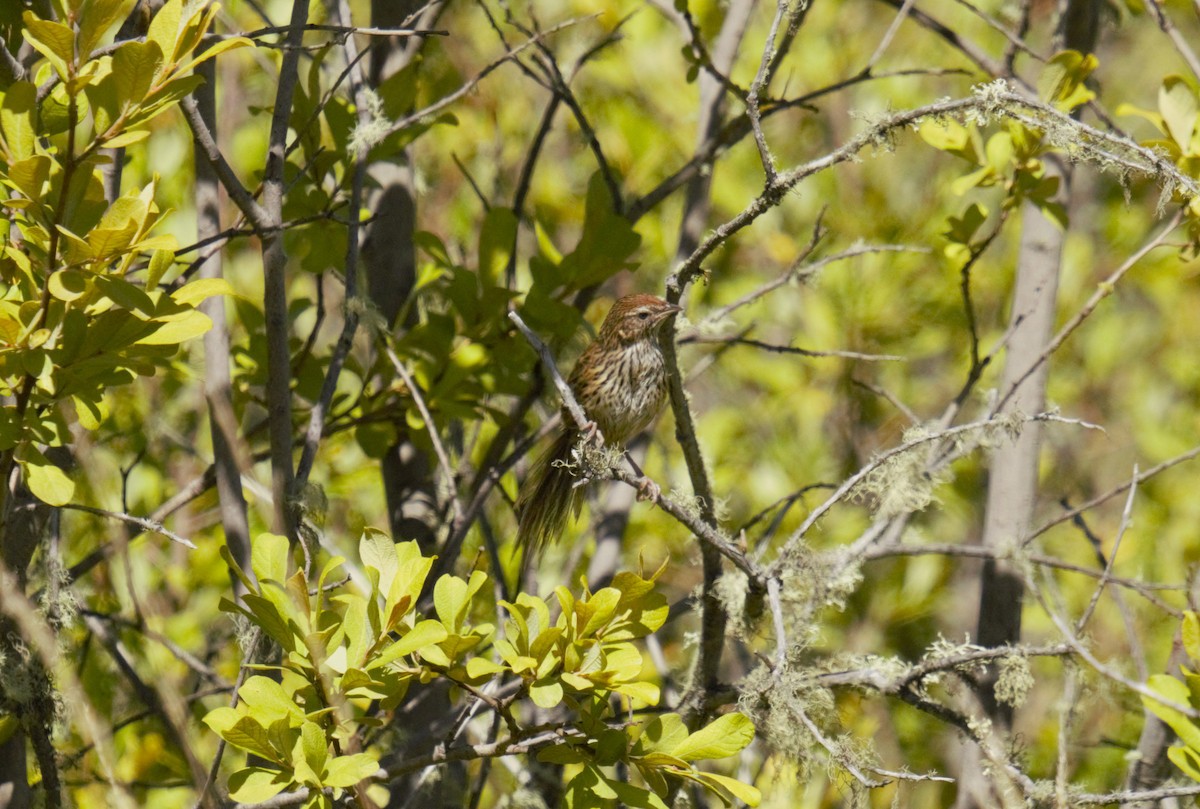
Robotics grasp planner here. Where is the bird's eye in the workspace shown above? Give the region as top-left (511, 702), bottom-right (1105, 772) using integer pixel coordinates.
top-left (637, 311), bottom-right (650, 320)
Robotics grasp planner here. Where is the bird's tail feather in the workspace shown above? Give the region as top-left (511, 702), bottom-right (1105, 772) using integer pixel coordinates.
top-left (516, 430), bottom-right (583, 563)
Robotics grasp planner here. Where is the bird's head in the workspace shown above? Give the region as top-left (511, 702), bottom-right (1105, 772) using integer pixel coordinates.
top-left (598, 294), bottom-right (682, 344)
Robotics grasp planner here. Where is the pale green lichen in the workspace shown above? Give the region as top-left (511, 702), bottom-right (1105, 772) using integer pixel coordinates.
top-left (995, 654), bottom-right (1033, 709)
top-left (348, 88), bottom-right (391, 155)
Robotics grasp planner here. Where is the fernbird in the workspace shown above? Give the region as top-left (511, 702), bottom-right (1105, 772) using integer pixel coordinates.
top-left (515, 294), bottom-right (682, 559)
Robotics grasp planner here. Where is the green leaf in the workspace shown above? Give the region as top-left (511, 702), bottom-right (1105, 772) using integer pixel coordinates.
top-left (1143, 674), bottom-right (1200, 752)
top-left (918, 119), bottom-right (974, 162)
top-left (112, 40), bottom-right (164, 109)
top-left (477, 207), bottom-right (517, 287)
top-left (537, 743), bottom-right (589, 764)
top-left (670, 713), bottom-right (756, 762)
top-left (634, 713), bottom-right (690, 755)
top-left (1037, 50), bottom-right (1098, 112)
top-left (297, 721), bottom-right (327, 782)
top-left (1168, 744), bottom-right (1200, 782)
top-left (580, 587), bottom-right (621, 637)
top-left (47, 269), bottom-right (90, 302)
top-left (222, 716), bottom-right (280, 762)
top-left (530, 678), bottom-right (563, 709)
top-left (555, 173), bottom-right (641, 291)
top-left (176, 36), bottom-right (254, 76)
top-left (323, 753), bottom-right (379, 789)
top-left (697, 772), bottom-right (762, 806)
top-left (78, 0), bottom-right (130, 57)
top-left (251, 533), bottom-right (291, 584)
top-left (145, 248), bottom-right (175, 290)
top-left (1185, 613), bottom-right (1200, 663)
top-left (371, 619), bottom-right (448, 668)
top-left (98, 129), bottom-right (150, 149)
top-left (1160, 75), bottom-right (1198, 153)
top-left (0, 81), bottom-right (37, 161)
top-left (21, 458), bottom-right (74, 506)
top-left (145, 0), bottom-right (183, 72)
top-left (138, 309), bottom-right (212, 345)
top-left (434, 574), bottom-right (470, 631)
top-left (464, 656), bottom-right (505, 680)
top-left (23, 15), bottom-right (75, 80)
top-left (239, 675), bottom-right (305, 724)
top-left (171, 277), bottom-right (233, 306)
top-left (226, 766), bottom-right (291, 803)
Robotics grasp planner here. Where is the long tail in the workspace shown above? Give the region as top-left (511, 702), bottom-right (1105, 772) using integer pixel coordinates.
top-left (516, 429), bottom-right (583, 561)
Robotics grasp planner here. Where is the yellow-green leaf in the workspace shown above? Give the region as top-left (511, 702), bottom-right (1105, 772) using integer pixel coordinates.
top-left (696, 772), bottom-right (762, 807)
top-left (171, 277), bottom-right (233, 306)
top-left (0, 82), bottom-right (37, 161)
top-left (671, 712), bottom-right (756, 762)
top-left (22, 459), bottom-right (74, 506)
top-left (78, 0), bottom-right (130, 58)
top-left (112, 40), bottom-right (164, 108)
top-left (1186, 613), bottom-right (1200, 663)
top-left (226, 767), bottom-right (290, 804)
top-left (22, 15), bottom-right (75, 80)
top-left (146, 0), bottom-right (184, 72)
top-left (1161, 75), bottom-right (1198, 153)
top-left (138, 309), bottom-right (212, 344)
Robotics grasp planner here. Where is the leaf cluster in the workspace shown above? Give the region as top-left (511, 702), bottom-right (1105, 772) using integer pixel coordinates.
top-left (204, 531), bottom-right (760, 807)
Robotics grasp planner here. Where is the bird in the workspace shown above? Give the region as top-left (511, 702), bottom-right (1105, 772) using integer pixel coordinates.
top-left (515, 293), bottom-right (682, 560)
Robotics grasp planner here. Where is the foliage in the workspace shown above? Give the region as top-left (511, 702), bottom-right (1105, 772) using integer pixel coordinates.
top-left (1142, 612), bottom-right (1200, 783)
top-left (204, 532), bottom-right (758, 807)
top-left (0, 0), bottom-right (245, 506)
top-left (6, 0), bottom-right (1200, 807)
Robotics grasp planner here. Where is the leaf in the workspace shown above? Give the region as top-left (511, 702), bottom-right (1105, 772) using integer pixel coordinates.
top-left (918, 119), bottom-right (973, 161)
top-left (1037, 50), bottom-right (1097, 112)
top-left (21, 458), bottom-right (74, 506)
top-left (99, 129), bottom-right (151, 149)
top-left (5, 155), bottom-right (50, 205)
top-left (537, 743), bottom-right (589, 764)
top-left (359, 526), bottom-right (398, 591)
top-left (226, 766), bottom-right (291, 804)
top-left (1160, 75), bottom-right (1198, 153)
top-left (171, 277), bottom-right (233, 306)
top-left (251, 533), bottom-right (291, 584)
top-left (1186, 613), bottom-right (1200, 664)
top-left (137, 309), bottom-right (212, 344)
top-left (222, 716), bottom-right (279, 762)
top-left (112, 40), bottom-right (164, 109)
top-left (696, 772), bottom-right (762, 806)
top-left (239, 675), bottom-right (305, 724)
top-left (145, 0), bottom-right (183, 72)
top-left (634, 713), bottom-right (690, 755)
top-left (530, 678), bottom-right (563, 709)
top-left (78, 0), bottom-right (130, 57)
top-left (48, 269), bottom-right (90, 302)
top-left (464, 656), bottom-right (505, 680)
top-left (434, 574), bottom-right (469, 631)
top-left (1142, 674), bottom-right (1200, 752)
top-left (0, 81), bottom-right (37, 161)
top-left (145, 248), bottom-right (175, 290)
top-left (298, 721), bottom-right (327, 781)
top-left (477, 207), bottom-right (518, 287)
top-left (176, 36), bottom-right (254, 76)
top-left (22, 15), bottom-right (75, 80)
top-left (371, 620), bottom-right (448, 668)
top-left (670, 713), bottom-right (756, 761)
top-left (1168, 745), bottom-right (1200, 782)
top-left (323, 753), bottom-right (379, 788)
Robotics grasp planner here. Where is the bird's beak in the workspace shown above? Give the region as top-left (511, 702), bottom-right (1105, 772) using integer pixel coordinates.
top-left (657, 304), bottom-right (683, 322)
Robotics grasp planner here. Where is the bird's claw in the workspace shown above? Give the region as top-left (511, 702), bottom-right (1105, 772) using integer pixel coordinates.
top-left (636, 476), bottom-right (661, 502)
top-left (581, 420), bottom-right (605, 447)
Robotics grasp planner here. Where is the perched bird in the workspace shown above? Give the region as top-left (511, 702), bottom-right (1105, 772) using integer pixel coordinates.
top-left (516, 294), bottom-right (682, 559)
